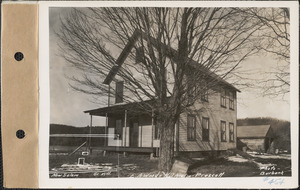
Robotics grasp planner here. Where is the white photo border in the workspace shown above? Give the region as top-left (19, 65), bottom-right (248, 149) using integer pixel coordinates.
top-left (39, 1), bottom-right (299, 188)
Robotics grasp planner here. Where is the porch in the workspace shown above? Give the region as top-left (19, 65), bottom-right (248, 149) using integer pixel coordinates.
top-left (84, 102), bottom-right (163, 155)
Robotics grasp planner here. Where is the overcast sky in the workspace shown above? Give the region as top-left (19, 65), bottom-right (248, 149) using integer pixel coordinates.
top-left (49, 7), bottom-right (290, 127)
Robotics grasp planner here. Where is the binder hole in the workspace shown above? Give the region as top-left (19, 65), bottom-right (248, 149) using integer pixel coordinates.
top-left (14, 52), bottom-right (24, 61)
top-left (16, 130), bottom-right (25, 139)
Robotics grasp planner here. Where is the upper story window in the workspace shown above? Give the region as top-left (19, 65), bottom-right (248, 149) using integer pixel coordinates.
top-left (188, 85), bottom-right (197, 102)
top-left (220, 88), bottom-right (226, 108)
top-left (187, 74), bottom-right (197, 105)
top-left (115, 81), bottom-right (124, 103)
top-left (136, 47), bottom-right (144, 64)
top-left (187, 115), bottom-right (196, 141)
top-left (202, 117), bottom-right (209, 141)
top-left (229, 91), bottom-right (234, 110)
top-left (201, 87), bottom-right (208, 102)
top-left (229, 122), bottom-right (234, 142)
top-left (221, 120), bottom-right (226, 142)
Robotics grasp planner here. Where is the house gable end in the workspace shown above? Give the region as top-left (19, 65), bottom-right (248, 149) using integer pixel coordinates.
top-left (102, 29), bottom-right (240, 93)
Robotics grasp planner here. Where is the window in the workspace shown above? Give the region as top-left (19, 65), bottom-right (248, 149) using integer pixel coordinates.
top-left (202, 117), bottom-right (209, 141)
top-left (136, 47), bottom-right (144, 64)
top-left (187, 115), bottom-right (196, 141)
top-left (229, 91), bottom-right (234, 110)
top-left (221, 121), bottom-right (226, 142)
top-left (115, 81), bottom-right (124, 103)
top-left (221, 88), bottom-right (226, 108)
top-left (201, 87), bottom-right (208, 102)
top-left (186, 69), bottom-right (199, 105)
top-left (229, 123), bottom-right (234, 142)
top-left (115, 119), bottom-right (122, 139)
top-left (187, 80), bottom-right (196, 104)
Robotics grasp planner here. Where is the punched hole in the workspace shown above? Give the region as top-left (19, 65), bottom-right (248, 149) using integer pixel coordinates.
top-left (16, 130), bottom-right (25, 139)
top-left (14, 52), bottom-right (24, 61)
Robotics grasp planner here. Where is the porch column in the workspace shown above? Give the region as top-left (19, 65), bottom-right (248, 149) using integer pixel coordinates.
top-left (124, 110), bottom-right (127, 147)
top-left (175, 119), bottom-right (179, 155)
top-left (105, 113), bottom-right (108, 146)
top-left (151, 109), bottom-right (154, 147)
top-left (89, 114), bottom-right (93, 152)
top-left (108, 85), bottom-right (111, 107)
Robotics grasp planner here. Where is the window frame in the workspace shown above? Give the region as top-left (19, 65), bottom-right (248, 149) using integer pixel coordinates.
top-left (187, 77), bottom-right (197, 104)
top-left (229, 122), bottom-right (234, 142)
top-left (220, 88), bottom-right (227, 108)
top-left (187, 115), bottom-right (196, 141)
top-left (202, 117), bottom-right (209, 141)
top-left (221, 120), bottom-right (227, 142)
top-left (201, 87), bottom-right (209, 102)
top-left (229, 91), bottom-right (234, 110)
top-left (135, 46), bottom-right (144, 64)
top-left (115, 81), bottom-right (124, 104)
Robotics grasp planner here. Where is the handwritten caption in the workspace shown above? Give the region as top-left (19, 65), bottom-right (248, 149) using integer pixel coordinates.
top-left (129, 172), bottom-right (225, 178)
top-left (51, 173), bottom-right (79, 178)
top-left (263, 177), bottom-right (285, 185)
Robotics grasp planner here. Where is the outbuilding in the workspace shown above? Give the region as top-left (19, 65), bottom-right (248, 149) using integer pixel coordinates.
top-left (237, 125), bottom-right (274, 153)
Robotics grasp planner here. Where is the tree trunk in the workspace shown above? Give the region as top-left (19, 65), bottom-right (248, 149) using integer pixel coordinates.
top-left (157, 116), bottom-right (176, 172)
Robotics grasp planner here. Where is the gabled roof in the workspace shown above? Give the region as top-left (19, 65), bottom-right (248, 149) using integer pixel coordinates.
top-left (103, 29), bottom-right (240, 92)
top-left (237, 125), bottom-right (273, 138)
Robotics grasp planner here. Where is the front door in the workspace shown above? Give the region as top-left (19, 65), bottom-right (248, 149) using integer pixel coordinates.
top-left (130, 122), bottom-right (139, 147)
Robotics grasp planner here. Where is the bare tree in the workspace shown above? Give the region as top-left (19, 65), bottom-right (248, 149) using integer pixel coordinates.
top-left (242, 8), bottom-right (290, 98)
top-left (57, 7), bottom-right (265, 171)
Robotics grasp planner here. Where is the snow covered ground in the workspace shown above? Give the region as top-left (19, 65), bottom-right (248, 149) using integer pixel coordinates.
top-left (227, 155), bottom-right (249, 163)
top-left (226, 154), bottom-right (277, 169)
top-left (247, 152), bottom-right (291, 160)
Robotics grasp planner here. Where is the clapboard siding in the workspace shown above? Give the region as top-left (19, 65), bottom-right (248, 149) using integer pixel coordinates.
top-left (178, 88), bottom-right (237, 151)
top-left (106, 88), bottom-right (237, 152)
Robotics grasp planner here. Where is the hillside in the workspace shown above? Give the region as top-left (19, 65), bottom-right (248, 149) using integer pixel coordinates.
top-left (50, 123), bottom-right (105, 134)
top-left (50, 124), bottom-right (106, 146)
top-left (237, 117), bottom-right (290, 151)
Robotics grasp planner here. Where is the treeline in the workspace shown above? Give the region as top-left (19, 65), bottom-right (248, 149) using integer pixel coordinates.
top-left (237, 117), bottom-right (290, 151)
top-left (50, 124), bottom-right (106, 146)
top-left (50, 123), bottom-right (105, 134)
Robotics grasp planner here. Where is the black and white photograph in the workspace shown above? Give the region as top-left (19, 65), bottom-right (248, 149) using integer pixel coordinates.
top-left (43, 1), bottom-right (296, 186)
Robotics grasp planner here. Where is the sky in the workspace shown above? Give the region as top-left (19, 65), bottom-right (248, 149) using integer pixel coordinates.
top-left (49, 7), bottom-right (290, 127)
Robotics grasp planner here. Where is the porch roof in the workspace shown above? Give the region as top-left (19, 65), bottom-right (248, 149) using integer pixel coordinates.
top-left (84, 100), bottom-right (153, 116)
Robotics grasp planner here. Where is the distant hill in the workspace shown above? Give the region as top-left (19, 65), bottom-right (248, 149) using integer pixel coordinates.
top-left (237, 117), bottom-right (290, 151)
top-left (50, 124), bottom-right (106, 146)
top-left (50, 123), bottom-right (105, 134)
